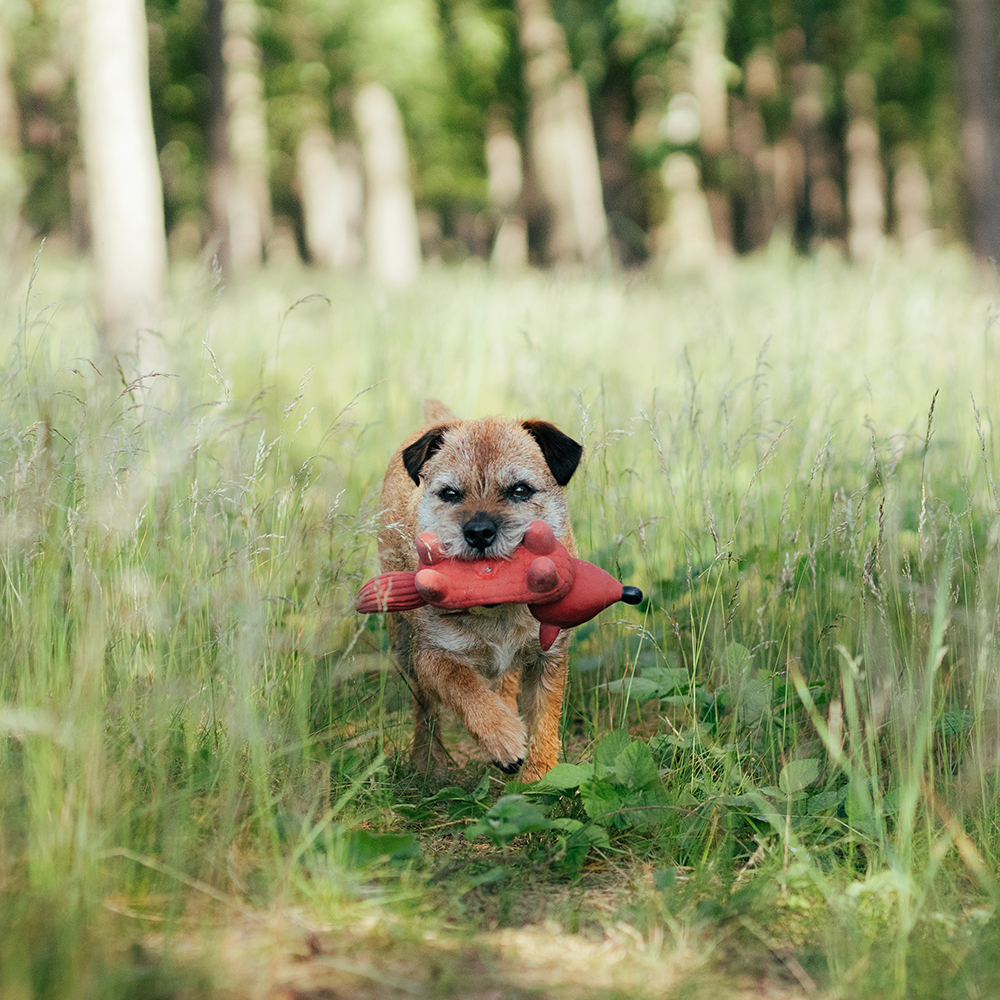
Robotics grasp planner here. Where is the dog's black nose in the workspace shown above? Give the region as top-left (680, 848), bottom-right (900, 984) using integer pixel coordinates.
top-left (463, 512), bottom-right (498, 551)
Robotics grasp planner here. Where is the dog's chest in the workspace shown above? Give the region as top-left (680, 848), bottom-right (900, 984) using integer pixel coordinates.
top-left (416, 603), bottom-right (538, 676)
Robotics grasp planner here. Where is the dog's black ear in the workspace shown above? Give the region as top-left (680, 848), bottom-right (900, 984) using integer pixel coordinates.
top-left (522, 420), bottom-right (583, 486)
top-left (402, 426), bottom-right (452, 485)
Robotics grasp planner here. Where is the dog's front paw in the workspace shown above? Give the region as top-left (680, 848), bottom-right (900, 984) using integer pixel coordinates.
top-left (492, 757), bottom-right (524, 775)
top-left (473, 705), bottom-right (528, 771)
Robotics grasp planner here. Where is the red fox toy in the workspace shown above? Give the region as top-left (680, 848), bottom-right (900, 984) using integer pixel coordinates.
top-left (356, 520), bottom-right (642, 650)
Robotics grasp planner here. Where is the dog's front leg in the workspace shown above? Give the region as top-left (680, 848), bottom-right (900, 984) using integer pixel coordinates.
top-left (414, 649), bottom-right (527, 771)
top-left (498, 669), bottom-right (520, 715)
top-left (518, 646), bottom-right (569, 781)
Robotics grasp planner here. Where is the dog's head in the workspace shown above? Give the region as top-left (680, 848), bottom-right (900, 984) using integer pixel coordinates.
top-left (403, 417), bottom-right (582, 559)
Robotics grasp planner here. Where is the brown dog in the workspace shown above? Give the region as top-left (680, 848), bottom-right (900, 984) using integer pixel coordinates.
top-left (378, 400), bottom-right (583, 780)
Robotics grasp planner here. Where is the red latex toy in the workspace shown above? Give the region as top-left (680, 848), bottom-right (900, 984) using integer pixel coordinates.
top-left (356, 520), bottom-right (642, 650)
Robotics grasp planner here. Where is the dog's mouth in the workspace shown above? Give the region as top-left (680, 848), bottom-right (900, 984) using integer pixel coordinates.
top-left (436, 603), bottom-right (504, 618)
top-left (455, 537), bottom-right (520, 562)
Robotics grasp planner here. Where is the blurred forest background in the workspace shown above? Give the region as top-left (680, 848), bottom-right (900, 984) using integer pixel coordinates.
top-left (1, 0), bottom-right (998, 348)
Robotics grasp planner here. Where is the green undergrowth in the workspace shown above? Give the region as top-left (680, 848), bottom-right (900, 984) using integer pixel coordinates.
top-left (3, 247), bottom-right (1000, 997)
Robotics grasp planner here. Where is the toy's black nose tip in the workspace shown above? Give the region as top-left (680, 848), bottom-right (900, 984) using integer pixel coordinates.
top-left (621, 586), bottom-right (643, 605)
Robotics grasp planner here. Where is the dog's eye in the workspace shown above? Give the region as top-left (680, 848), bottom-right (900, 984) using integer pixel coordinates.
top-left (507, 482), bottom-right (536, 502)
top-left (437, 486), bottom-right (463, 504)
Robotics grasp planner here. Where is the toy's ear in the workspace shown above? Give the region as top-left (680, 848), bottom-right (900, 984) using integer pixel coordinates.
top-left (402, 425), bottom-right (452, 485)
top-left (522, 420), bottom-right (583, 486)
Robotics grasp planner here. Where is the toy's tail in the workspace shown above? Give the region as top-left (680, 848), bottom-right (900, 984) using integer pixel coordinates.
top-left (355, 572), bottom-right (427, 613)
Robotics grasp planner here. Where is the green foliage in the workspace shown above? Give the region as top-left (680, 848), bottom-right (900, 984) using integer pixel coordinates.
top-left (5, 0), bottom-right (971, 256)
top-left (465, 794), bottom-right (552, 844)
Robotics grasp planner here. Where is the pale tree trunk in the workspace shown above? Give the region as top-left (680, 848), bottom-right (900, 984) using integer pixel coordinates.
top-left (893, 146), bottom-right (934, 256)
top-left (658, 153), bottom-right (717, 270)
top-left (690, 3), bottom-right (728, 156)
top-left (77, 0), bottom-right (167, 361)
top-left (485, 113), bottom-right (528, 271)
top-left (0, 16), bottom-right (24, 267)
top-left (845, 118), bottom-right (884, 260)
top-left (212, 0), bottom-right (272, 276)
top-left (353, 82), bottom-right (421, 289)
top-left (954, 0), bottom-right (1000, 260)
top-left (516, 0), bottom-right (608, 267)
top-left (689, 0), bottom-right (732, 254)
top-left (296, 126), bottom-right (362, 269)
top-left (845, 73), bottom-right (885, 261)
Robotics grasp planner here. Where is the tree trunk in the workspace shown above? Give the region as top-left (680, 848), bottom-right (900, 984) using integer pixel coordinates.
top-left (77, 0), bottom-right (167, 360)
top-left (516, 0), bottom-right (609, 267)
top-left (296, 125), bottom-right (362, 269)
top-left (845, 73), bottom-right (884, 261)
top-left (0, 16), bottom-right (24, 267)
top-left (485, 113), bottom-right (528, 271)
top-left (689, 0), bottom-right (729, 158)
top-left (894, 146), bottom-right (934, 256)
top-left (658, 153), bottom-right (717, 270)
top-left (954, 0), bottom-right (1000, 259)
top-left (209, 0), bottom-right (272, 276)
top-left (690, 0), bottom-right (731, 254)
top-left (353, 82), bottom-right (421, 289)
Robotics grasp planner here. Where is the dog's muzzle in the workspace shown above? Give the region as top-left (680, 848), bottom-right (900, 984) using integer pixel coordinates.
top-left (462, 511), bottom-right (499, 552)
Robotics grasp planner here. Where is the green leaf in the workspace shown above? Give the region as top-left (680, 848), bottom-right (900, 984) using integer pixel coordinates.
top-left (640, 666), bottom-right (689, 693)
top-left (612, 740), bottom-right (660, 790)
top-left (471, 775), bottom-right (492, 800)
top-left (464, 794), bottom-right (549, 846)
top-left (580, 778), bottom-right (626, 823)
top-left (618, 787), bottom-right (672, 828)
top-left (738, 679), bottom-right (772, 723)
top-left (723, 642), bottom-right (752, 676)
top-left (559, 822), bottom-right (609, 870)
top-left (536, 762), bottom-right (594, 790)
top-left (807, 788), bottom-right (843, 814)
top-left (845, 781), bottom-right (874, 823)
top-left (937, 710), bottom-right (974, 736)
top-left (593, 730), bottom-right (632, 767)
top-left (429, 785), bottom-right (469, 802)
top-left (720, 793), bottom-right (758, 807)
top-left (343, 830), bottom-right (420, 867)
top-left (548, 817), bottom-right (585, 832)
top-left (653, 868), bottom-right (677, 890)
top-left (602, 677), bottom-right (662, 701)
top-left (779, 758), bottom-right (820, 795)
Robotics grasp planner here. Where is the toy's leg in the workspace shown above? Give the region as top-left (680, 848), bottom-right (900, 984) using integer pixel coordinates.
top-left (519, 643), bottom-right (569, 781)
top-left (414, 648), bottom-right (527, 770)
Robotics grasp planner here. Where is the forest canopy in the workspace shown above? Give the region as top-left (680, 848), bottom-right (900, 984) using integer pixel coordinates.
top-left (0, 0), bottom-right (989, 276)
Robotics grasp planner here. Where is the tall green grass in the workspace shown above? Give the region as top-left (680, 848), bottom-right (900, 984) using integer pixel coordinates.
top-left (2, 244), bottom-right (1000, 997)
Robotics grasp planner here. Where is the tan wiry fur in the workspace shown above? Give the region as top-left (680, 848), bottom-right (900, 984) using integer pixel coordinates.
top-left (378, 400), bottom-right (581, 779)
